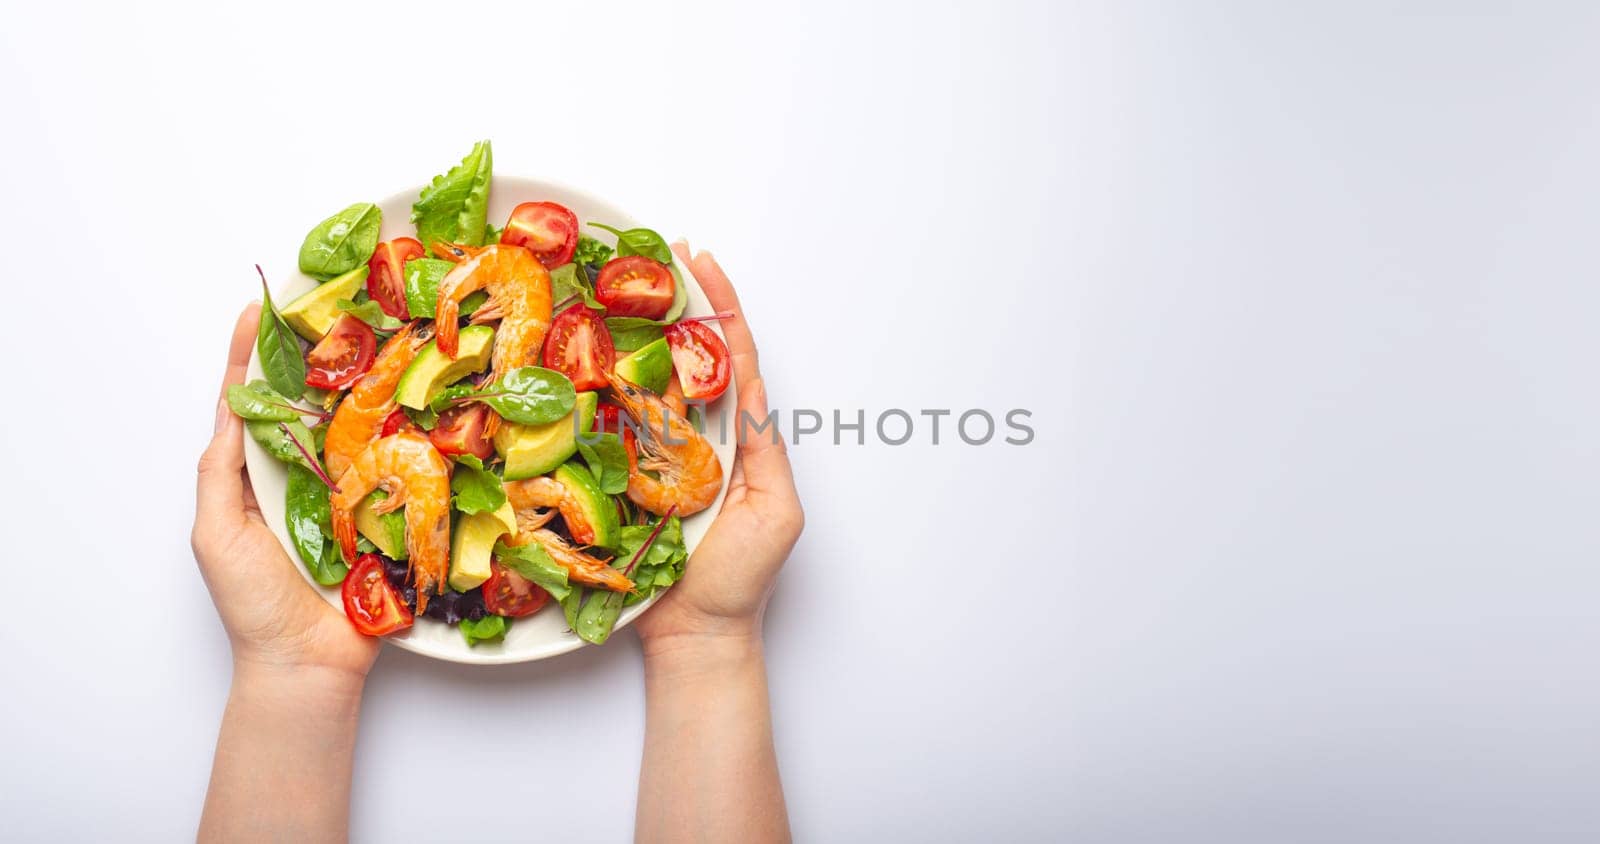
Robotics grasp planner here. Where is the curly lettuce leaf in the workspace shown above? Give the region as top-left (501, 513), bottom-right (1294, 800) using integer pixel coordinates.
top-left (412, 141), bottom-right (493, 254)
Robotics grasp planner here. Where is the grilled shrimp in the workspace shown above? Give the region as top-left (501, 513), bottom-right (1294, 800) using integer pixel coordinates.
top-left (508, 527), bottom-right (634, 593)
top-left (505, 476), bottom-right (605, 546)
top-left (609, 377), bottom-right (724, 517)
top-left (323, 322), bottom-right (429, 481)
top-left (330, 432), bottom-right (453, 614)
top-left (433, 242), bottom-right (552, 382)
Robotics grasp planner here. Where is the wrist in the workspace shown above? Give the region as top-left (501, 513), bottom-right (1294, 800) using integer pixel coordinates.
top-left (230, 657), bottom-right (367, 716)
top-left (640, 625), bottom-right (764, 676)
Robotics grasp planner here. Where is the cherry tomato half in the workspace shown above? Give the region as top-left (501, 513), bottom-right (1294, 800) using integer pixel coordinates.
top-left (595, 256), bottom-right (675, 319)
top-left (501, 201), bottom-right (578, 268)
top-left (380, 408), bottom-right (417, 438)
top-left (664, 320), bottom-right (731, 401)
top-left (305, 314), bottom-right (377, 391)
top-left (483, 560), bottom-right (551, 617)
top-left (367, 237), bottom-right (425, 319)
top-left (543, 305), bottom-right (615, 391)
top-left (430, 403), bottom-right (495, 460)
top-left (342, 553), bottom-right (414, 636)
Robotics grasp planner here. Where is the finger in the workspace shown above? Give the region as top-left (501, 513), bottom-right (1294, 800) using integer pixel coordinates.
top-left (684, 249), bottom-right (761, 391)
top-left (197, 305), bottom-right (261, 528)
top-left (730, 376), bottom-right (796, 495)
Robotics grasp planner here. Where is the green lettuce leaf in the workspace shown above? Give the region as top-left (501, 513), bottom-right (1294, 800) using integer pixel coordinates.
top-left (412, 141), bottom-right (493, 253)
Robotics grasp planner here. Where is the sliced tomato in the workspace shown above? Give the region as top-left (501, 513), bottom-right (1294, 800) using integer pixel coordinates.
top-left (430, 403), bottom-right (494, 459)
top-left (483, 559), bottom-right (551, 617)
top-left (501, 202), bottom-right (578, 268)
top-left (367, 237), bottom-right (425, 319)
top-left (342, 553), bottom-right (414, 636)
top-left (543, 305), bottom-right (615, 391)
top-left (664, 320), bottom-right (731, 401)
top-left (595, 403), bottom-right (637, 451)
top-left (380, 408), bottom-right (417, 437)
top-left (305, 314), bottom-right (377, 391)
top-left (595, 256), bottom-right (675, 319)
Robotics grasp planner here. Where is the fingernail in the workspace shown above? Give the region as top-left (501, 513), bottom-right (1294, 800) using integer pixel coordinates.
top-left (214, 398), bottom-right (231, 433)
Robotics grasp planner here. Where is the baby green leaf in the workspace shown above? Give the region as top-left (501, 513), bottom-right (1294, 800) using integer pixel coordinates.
top-left (588, 223), bottom-right (671, 264)
top-left (336, 298), bottom-right (405, 332)
top-left (460, 614), bottom-right (509, 646)
top-left (256, 269), bottom-right (307, 399)
top-left (298, 203), bottom-right (383, 281)
top-left (227, 379), bottom-right (302, 423)
top-left (604, 317), bottom-right (666, 352)
top-left (285, 464), bottom-right (348, 586)
top-left (248, 419), bottom-right (329, 483)
top-left (576, 432), bottom-right (630, 494)
top-left (450, 454), bottom-right (506, 515)
top-left (492, 540), bottom-right (573, 602)
top-left (413, 141), bottom-right (493, 253)
top-left (471, 367), bottom-right (576, 426)
top-left (550, 263), bottom-right (605, 313)
top-left (403, 257), bottom-right (455, 318)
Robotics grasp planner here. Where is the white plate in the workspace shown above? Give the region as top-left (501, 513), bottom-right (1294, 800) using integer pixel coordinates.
top-left (243, 176), bottom-right (735, 665)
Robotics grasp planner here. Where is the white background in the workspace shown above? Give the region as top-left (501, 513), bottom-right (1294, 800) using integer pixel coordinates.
top-left (2, 2), bottom-right (1597, 842)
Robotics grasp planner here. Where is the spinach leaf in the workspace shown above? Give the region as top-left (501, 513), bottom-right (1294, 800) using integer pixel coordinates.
top-left (492, 540), bottom-right (573, 602)
top-left (257, 276), bottom-right (307, 399)
top-left (576, 432), bottom-right (629, 495)
top-left (246, 419), bottom-right (326, 477)
top-left (226, 379), bottom-right (300, 423)
top-left (403, 257), bottom-right (455, 317)
top-left (460, 614), bottom-right (509, 646)
top-left (573, 235), bottom-right (614, 269)
top-left (413, 141), bottom-right (493, 253)
top-left (298, 203), bottom-right (382, 281)
top-left (336, 298), bottom-right (405, 331)
top-left (450, 454), bottom-right (506, 515)
top-left (285, 463), bottom-right (347, 585)
top-left (472, 367), bottom-right (576, 425)
top-left (604, 317), bottom-right (666, 352)
top-left (588, 223), bottom-right (672, 264)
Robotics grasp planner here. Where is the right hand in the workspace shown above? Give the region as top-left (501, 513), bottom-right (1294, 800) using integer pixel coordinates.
top-left (633, 244), bottom-right (805, 650)
top-left (192, 304), bottom-right (379, 680)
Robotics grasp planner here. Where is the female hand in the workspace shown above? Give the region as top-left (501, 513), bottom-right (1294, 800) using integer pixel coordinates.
top-left (632, 244), bottom-right (805, 650)
top-left (191, 304), bottom-right (378, 680)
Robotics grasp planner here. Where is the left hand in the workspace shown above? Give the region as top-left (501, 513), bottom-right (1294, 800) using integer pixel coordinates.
top-left (191, 304), bottom-right (379, 680)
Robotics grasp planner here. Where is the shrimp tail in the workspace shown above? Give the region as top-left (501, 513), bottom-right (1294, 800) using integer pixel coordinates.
top-left (436, 297), bottom-right (460, 357)
top-left (332, 507), bottom-right (359, 563)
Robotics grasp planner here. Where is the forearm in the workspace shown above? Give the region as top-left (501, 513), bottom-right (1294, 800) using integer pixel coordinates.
top-left (637, 634), bottom-right (790, 844)
top-left (199, 662), bottom-right (365, 843)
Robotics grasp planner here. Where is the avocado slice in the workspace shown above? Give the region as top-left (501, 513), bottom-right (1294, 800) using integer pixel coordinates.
top-left (448, 500), bottom-right (517, 592)
top-left (495, 392), bottom-right (599, 480)
top-left (280, 266), bottom-right (368, 342)
top-left (354, 490), bottom-right (406, 560)
top-left (552, 462), bottom-right (620, 550)
top-left (395, 325), bottom-right (495, 410)
top-left (613, 337), bottom-right (672, 394)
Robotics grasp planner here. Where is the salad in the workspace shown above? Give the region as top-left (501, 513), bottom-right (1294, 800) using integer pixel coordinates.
top-left (229, 141), bottom-right (732, 647)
